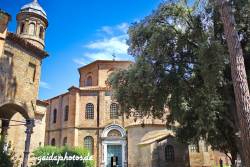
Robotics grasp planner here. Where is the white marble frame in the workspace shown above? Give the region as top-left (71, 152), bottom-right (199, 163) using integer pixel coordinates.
top-left (101, 124), bottom-right (127, 167)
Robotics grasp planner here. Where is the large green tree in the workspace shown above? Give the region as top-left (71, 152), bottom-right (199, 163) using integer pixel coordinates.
top-left (108, 0), bottom-right (250, 165)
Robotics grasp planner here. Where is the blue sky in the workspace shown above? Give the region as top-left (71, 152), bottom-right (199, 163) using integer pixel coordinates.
top-left (0, 0), bottom-right (162, 100)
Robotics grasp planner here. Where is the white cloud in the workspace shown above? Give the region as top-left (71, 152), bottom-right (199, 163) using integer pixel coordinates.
top-left (40, 81), bottom-right (51, 89)
top-left (99, 26), bottom-right (114, 35)
top-left (116, 22), bottom-right (129, 33)
top-left (73, 58), bottom-right (87, 66)
top-left (98, 22), bottom-right (129, 36)
top-left (73, 22), bottom-right (133, 66)
top-left (85, 35), bottom-right (128, 55)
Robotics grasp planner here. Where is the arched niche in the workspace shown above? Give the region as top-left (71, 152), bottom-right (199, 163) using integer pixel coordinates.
top-left (101, 124), bottom-right (126, 138)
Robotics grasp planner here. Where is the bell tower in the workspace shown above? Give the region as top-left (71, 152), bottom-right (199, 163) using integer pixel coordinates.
top-left (16, 0), bottom-right (48, 50)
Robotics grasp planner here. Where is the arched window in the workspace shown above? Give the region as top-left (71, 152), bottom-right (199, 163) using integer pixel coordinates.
top-left (165, 145), bottom-right (174, 161)
top-left (84, 136), bottom-right (94, 154)
top-left (85, 76), bottom-right (92, 86)
top-left (20, 23), bottom-right (25, 34)
top-left (63, 137), bottom-right (67, 146)
top-left (53, 109), bottom-right (57, 123)
top-left (107, 129), bottom-right (121, 138)
top-left (64, 105), bottom-right (69, 121)
top-left (29, 23), bottom-right (35, 35)
top-left (51, 138), bottom-right (56, 146)
top-left (39, 26), bottom-right (44, 39)
top-left (110, 103), bottom-right (119, 119)
top-left (85, 103), bottom-right (94, 119)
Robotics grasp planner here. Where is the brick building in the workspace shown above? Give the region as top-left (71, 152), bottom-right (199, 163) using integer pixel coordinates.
top-left (0, 1), bottom-right (231, 167)
top-left (45, 60), bottom-right (230, 167)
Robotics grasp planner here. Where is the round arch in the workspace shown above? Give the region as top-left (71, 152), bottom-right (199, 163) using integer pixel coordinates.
top-left (101, 124), bottom-right (126, 138)
top-left (0, 101), bottom-right (32, 120)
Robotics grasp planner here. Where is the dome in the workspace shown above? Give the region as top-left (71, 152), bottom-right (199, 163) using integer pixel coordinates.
top-left (20, 0), bottom-right (47, 19)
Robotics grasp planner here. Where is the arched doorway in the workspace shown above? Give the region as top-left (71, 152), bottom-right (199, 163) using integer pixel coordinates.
top-left (101, 124), bottom-right (127, 167)
top-left (0, 102), bottom-right (34, 167)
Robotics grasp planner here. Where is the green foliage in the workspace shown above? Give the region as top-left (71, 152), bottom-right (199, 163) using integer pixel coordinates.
top-left (0, 139), bottom-right (20, 167)
top-left (32, 146), bottom-right (94, 167)
top-left (108, 0), bottom-right (250, 163)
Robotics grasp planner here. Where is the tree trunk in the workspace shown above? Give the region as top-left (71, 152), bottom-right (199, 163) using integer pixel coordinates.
top-left (229, 151), bottom-right (237, 167)
top-left (217, 0), bottom-right (250, 166)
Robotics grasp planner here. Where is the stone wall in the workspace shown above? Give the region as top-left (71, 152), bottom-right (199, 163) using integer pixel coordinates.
top-left (7, 102), bottom-right (47, 166)
top-left (126, 125), bottom-right (167, 167)
top-left (0, 40), bottom-right (42, 119)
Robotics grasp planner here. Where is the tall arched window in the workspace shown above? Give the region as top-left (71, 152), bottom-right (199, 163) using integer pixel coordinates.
top-left (20, 23), bottom-right (25, 34)
top-left (53, 109), bottom-right (57, 123)
top-left (51, 138), bottom-right (56, 146)
top-left (84, 136), bottom-right (94, 154)
top-left (29, 23), bottom-right (35, 35)
top-left (85, 103), bottom-right (94, 119)
top-left (64, 105), bottom-right (69, 121)
top-left (39, 26), bottom-right (44, 39)
top-left (110, 103), bottom-right (119, 119)
top-left (63, 137), bottom-right (67, 146)
top-left (165, 145), bottom-right (174, 161)
top-left (85, 76), bottom-right (92, 86)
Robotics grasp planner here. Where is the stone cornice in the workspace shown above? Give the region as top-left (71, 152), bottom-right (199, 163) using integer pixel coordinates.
top-left (6, 32), bottom-right (49, 59)
top-left (78, 60), bottom-right (134, 72)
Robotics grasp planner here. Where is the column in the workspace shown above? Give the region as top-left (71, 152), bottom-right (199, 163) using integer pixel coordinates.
top-left (122, 140), bottom-right (127, 167)
top-left (22, 119), bottom-right (34, 167)
top-left (1, 119), bottom-right (9, 152)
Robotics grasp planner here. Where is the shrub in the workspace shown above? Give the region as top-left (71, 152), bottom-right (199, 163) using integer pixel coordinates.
top-left (0, 139), bottom-right (20, 167)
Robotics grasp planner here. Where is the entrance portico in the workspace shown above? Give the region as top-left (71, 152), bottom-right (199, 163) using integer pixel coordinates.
top-left (101, 124), bottom-right (127, 167)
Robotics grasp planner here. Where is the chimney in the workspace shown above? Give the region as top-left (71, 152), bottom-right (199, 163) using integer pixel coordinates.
top-left (0, 10), bottom-right (11, 55)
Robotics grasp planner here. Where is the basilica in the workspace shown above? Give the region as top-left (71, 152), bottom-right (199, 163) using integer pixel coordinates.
top-left (44, 60), bottom-right (230, 167)
top-left (0, 0), bottom-right (230, 167)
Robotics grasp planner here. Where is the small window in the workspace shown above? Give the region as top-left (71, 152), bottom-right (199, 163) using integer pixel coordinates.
top-left (1, 51), bottom-right (13, 73)
top-left (110, 103), bottom-right (119, 119)
top-left (39, 26), bottom-right (44, 39)
top-left (165, 145), bottom-right (174, 162)
top-left (85, 103), bottom-right (94, 119)
top-left (63, 137), bottom-right (67, 146)
top-left (29, 23), bottom-right (35, 35)
top-left (53, 109), bottom-right (57, 123)
top-left (4, 51), bottom-right (13, 65)
top-left (85, 76), bottom-right (92, 86)
top-left (64, 105), bottom-right (69, 121)
top-left (51, 138), bottom-right (56, 146)
top-left (84, 136), bottom-right (94, 154)
top-left (20, 23), bottom-right (25, 34)
top-left (28, 63), bottom-right (36, 83)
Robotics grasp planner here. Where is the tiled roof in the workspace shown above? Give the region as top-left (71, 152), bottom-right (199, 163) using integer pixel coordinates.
top-left (78, 60), bottom-right (133, 71)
